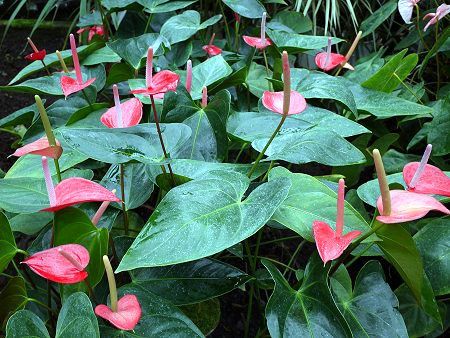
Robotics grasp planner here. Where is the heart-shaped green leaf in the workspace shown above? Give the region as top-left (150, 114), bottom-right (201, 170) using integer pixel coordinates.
top-left (222, 0), bottom-right (265, 18)
top-left (117, 170), bottom-right (290, 271)
top-left (0, 277), bottom-right (28, 329)
top-left (6, 309), bottom-right (50, 338)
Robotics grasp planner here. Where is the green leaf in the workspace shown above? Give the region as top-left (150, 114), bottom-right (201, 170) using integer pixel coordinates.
top-left (54, 207), bottom-right (108, 287)
top-left (0, 212), bottom-right (18, 273)
top-left (252, 128), bottom-right (366, 166)
top-left (419, 27), bottom-right (450, 77)
top-left (117, 170), bottom-right (290, 271)
top-left (101, 287), bottom-right (204, 337)
top-left (9, 212), bottom-right (52, 235)
top-left (190, 55), bottom-right (233, 100)
top-left (420, 98), bottom-right (450, 156)
top-left (222, 0), bottom-right (265, 18)
top-left (142, 0), bottom-right (198, 13)
top-left (82, 46), bottom-right (121, 66)
top-left (0, 277), bottom-right (28, 329)
top-left (56, 127), bottom-right (166, 165)
top-left (271, 11), bottom-right (312, 34)
top-left (107, 33), bottom-right (166, 69)
top-left (268, 167), bottom-right (372, 241)
top-left (165, 89), bottom-right (230, 161)
top-left (345, 53), bottom-right (385, 84)
top-left (345, 79), bottom-right (433, 118)
top-left (267, 30), bottom-right (343, 52)
top-left (0, 177), bottom-right (49, 213)
top-left (263, 254), bottom-right (352, 338)
top-left (160, 10), bottom-right (221, 44)
top-left (125, 258), bottom-right (250, 305)
top-left (360, 0), bottom-right (397, 38)
top-left (55, 292), bottom-right (100, 338)
top-left (6, 310), bottom-right (50, 338)
top-left (395, 282), bottom-right (442, 337)
top-left (362, 49), bottom-right (418, 93)
top-left (101, 163), bottom-right (154, 210)
top-left (246, 62), bottom-right (272, 97)
top-left (181, 299), bottom-right (220, 336)
top-left (376, 223), bottom-right (423, 302)
top-left (331, 261), bottom-right (408, 337)
top-left (0, 102), bottom-right (38, 129)
top-left (414, 218), bottom-right (450, 296)
top-left (291, 69), bottom-right (357, 113)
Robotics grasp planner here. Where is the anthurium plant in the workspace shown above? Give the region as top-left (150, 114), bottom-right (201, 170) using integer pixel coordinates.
top-left (0, 1), bottom-right (449, 337)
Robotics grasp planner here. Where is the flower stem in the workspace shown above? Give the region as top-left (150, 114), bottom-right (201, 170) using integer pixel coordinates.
top-left (150, 95), bottom-right (176, 187)
top-left (119, 164), bottom-right (129, 235)
top-left (40, 60), bottom-right (51, 76)
top-left (219, 1), bottom-right (232, 48)
top-left (103, 255), bottom-right (118, 312)
top-left (262, 49), bottom-right (272, 90)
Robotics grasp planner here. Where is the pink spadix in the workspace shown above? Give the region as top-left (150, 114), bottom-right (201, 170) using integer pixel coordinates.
top-left (409, 144), bottom-right (432, 188)
top-left (146, 47), bottom-right (154, 88)
top-left (113, 85), bottom-right (123, 128)
top-left (312, 179), bottom-right (361, 264)
top-left (201, 87), bottom-right (207, 108)
top-left (91, 189), bottom-right (116, 226)
top-left (60, 34), bottom-right (96, 98)
top-left (101, 85), bottom-right (143, 129)
top-left (186, 60), bottom-right (192, 93)
top-left (42, 156), bottom-right (57, 207)
top-left (243, 12), bottom-right (272, 50)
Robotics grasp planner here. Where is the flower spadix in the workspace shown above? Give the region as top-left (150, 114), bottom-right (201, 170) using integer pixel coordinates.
top-left (130, 47), bottom-right (180, 96)
top-left (262, 51), bottom-right (306, 115)
top-left (95, 255), bottom-right (142, 330)
top-left (22, 244), bottom-right (89, 284)
top-left (243, 12), bottom-right (272, 50)
top-left (373, 149), bottom-right (450, 223)
top-left (202, 33), bottom-right (222, 56)
top-left (403, 144), bottom-right (450, 196)
top-left (315, 37), bottom-right (354, 72)
top-left (313, 179), bottom-right (362, 264)
top-left (40, 156), bottom-right (120, 212)
top-left (186, 60), bottom-right (192, 93)
top-left (101, 84), bottom-right (143, 128)
top-left (60, 34), bottom-right (96, 98)
top-left (25, 37), bottom-right (46, 61)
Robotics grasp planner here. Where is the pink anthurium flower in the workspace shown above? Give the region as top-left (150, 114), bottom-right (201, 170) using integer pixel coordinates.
top-left (22, 244), bottom-right (89, 284)
top-left (262, 51), bottom-right (307, 115)
top-left (243, 12), bottom-right (272, 50)
top-left (40, 156), bottom-right (120, 212)
top-left (95, 295), bottom-right (142, 331)
top-left (202, 33), bottom-right (222, 56)
top-left (423, 4), bottom-right (450, 31)
top-left (403, 144), bottom-right (450, 197)
top-left (12, 136), bottom-right (62, 159)
top-left (262, 90), bottom-right (307, 115)
top-left (130, 47), bottom-right (180, 96)
top-left (60, 34), bottom-right (96, 98)
top-left (77, 25), bottom-right (105, 42)
top-left (25, 37), bottom-right (46, 61)
top-left (315, 37), bottom-right (354, 71)
top-left (95, 255), bottom-right (142, 330)
top-left (186, 60), bottom-right (192, 93)
top-left (398, 0), bottom-right (421, 24)
top-left (313, 179), bottom-right (362, 265)
top-left (101, 84), bottom-right (143, 128)
top-left (201, 86), bottom-right (208, 108)
top-left (376, 190), bottom-right (450, 223)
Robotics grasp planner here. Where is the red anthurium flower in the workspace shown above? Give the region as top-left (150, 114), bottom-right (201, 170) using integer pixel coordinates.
top-left (262, 90), bottom-right (307, 115)
top-left (77, 25), bottom-right (105, 42)
top-left (313, 179), bottom-right (362, 264)
top-left (315, 37), bottom-right (353, 71)
top-left (40, 156), bottom-right (120, 212)
top-left (101, 84), bottom-right (143, 128)
top-left (243, 12), bottom-right (272, 50)
top-left (130, 47), bottom-right (180, 96)
top-left (376, 190), bottom-right (450, 224)
top-left (95, 295), bottom-right (142, 330)
top-left (423, 4), bottom-right (450, 31)
top-left (22, 244), bottom-right (89, 284)
top-left (12, 136), bottom-right (62, 159)
top-left (202, 33), bottom-right (222, 56)
top-left (25, 37), bottom-right (46, 61)
top-left (403, 144), bottom-right (450, 197)
top-left (60, 34), bottom-right (96, 98)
